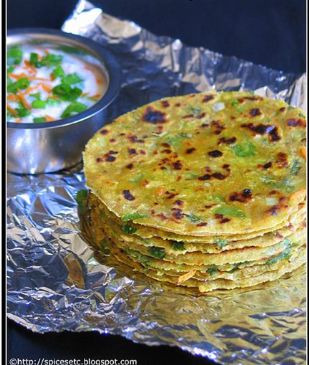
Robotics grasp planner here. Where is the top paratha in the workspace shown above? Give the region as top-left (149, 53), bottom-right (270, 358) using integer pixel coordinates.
top-left (84, 91), bottom-right (306, 236)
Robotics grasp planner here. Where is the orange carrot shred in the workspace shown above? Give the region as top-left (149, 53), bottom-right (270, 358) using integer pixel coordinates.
top-left (7, 104), bottom-right (17, 116)
top-left (10, 73), bottom-right (29, 80)
top-left (299, 146), bottom-right (306, 160)
top-left (24, 60), bottom-right (37, 74)
top-left (91, 93), bottom-right (101, 100)
top-left (156, 187), bottom-right (165, 196)
top-left (8, 94), bottom-right (18, 101)
top-left (45, 115), bottom-right (55, 122)
top-left (42, 84), bottom-right (52, 93)
top-left (17, 93), bottom-right (31, 109)
top-left (35, 77), bottom-right (51, 82)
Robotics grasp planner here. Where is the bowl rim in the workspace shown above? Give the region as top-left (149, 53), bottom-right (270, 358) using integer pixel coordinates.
top-left (7, 28), bottom-right (121, 130)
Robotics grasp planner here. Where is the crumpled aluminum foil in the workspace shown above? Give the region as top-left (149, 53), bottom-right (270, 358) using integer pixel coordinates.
top-left (7, 1), bottom-right (307, 364)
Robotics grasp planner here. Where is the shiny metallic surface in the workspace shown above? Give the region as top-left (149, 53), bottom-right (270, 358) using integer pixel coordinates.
top-left (7, 28), bottom-right (121, 174)
top-left (7, 1), bottom-right (307, 364)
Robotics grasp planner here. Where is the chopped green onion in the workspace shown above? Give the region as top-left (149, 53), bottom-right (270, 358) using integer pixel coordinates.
top-left (125, 248), bottom-right (150, 267)
top-left (29, 52), bottom-right (63, 68)
top-left (32, 99), bottom-right (46, 109)
top-left (290, 159), bottom-right (301, 176)
top-left (7, 65), bottom-right (15, 74)
top-left (46, 98), bottom-right (61, 106)
top-left (29, 52), bottom-right (40, 67)
top-left (16, 107), bottom-right (31, 118)
top-left (76, 189), bottom-right (88, 211)
top-left (148, 246), bottom-right (166, 259)
top-left (51, 65), bottom-right (65, 79)
top-left (7, 46), bottom-right (23, 65)
top-left (61, 73), bottom-right (83, 85)
top-left (214, 205), bottom-right (246, 218)
top-left (164, 133), bottom-right (190, 147)
top-left (230, 99), bottom-right (245, 112)
top-left (171, 241), bottom-right (185, 251)
top-left (129, 173), bottom-right (145, 183)
top-left (266, 241), bottom-right (291, 265)
top-left (40, 53), bottom-right (63, 67)
top-left (33, 117), bottom-right (46, 123)
top-left (16, 77), bottom-right (30, 89)
top-left (232, 142), bottom-right (256, 157)
top-left (214, 238), bottom-right (228, 249)
top-left (52, 84), bottom-right (82, 101)
top-left (7, 77), bottom-right (30, 94)
top-left (207, 194), bottom-right (225, 203)
top-left (230, 100), bottom-right (239, 107)
top-left (7, 83), bottom-right (17, 94)
top-left (207, 265), bottom-right (218, 275)
top-left (121, 213), bottom-right (148, 222)
top-left (230, 263), bottom-right (241, 273)
top-left (61, 101), bottom-right (87, 118)
top-left (185, 105), bottom-right (202, 117)
top-left (186, 213), bottom-right (201, 223)
top-left (185, 172), bottom-right (199, 180)
top-left (261, 175), bottom-right (295, 193)
top-left (121, 224), bottom-right (137, 234)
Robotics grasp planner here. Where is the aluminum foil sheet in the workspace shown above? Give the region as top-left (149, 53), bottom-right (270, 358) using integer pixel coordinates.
top-left (7, 1), bottom-right (307, 363)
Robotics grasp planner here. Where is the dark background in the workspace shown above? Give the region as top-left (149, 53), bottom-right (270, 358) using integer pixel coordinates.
top-left (8, 0), bottom-right (306, 74)
top-left (7, 1), bottom-right (306, 365)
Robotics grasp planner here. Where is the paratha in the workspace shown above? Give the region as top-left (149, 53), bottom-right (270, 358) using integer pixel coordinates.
top-left (84, 91), bottom-right (306, 236)
top-left (108, 239), bottom-right (306, 292)
top-left (89, 192), bottom-right (305, 253)
top-left (100, 221), bottom-right (305, 266)
top-left (83, 91), bottom-right (306, 293)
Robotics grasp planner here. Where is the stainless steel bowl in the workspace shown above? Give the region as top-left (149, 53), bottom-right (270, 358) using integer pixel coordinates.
top-left (7, 28), bottom-right (121, 174)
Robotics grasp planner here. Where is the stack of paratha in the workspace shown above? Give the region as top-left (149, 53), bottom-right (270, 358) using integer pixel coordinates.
top-left (84, 91), bottom-right (306, 293)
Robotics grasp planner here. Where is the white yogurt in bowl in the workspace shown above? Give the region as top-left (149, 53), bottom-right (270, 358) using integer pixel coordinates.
top-left (7, 44), bottom-right (107, 123)
top-left (7, 28), bottom-right (121, 174)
